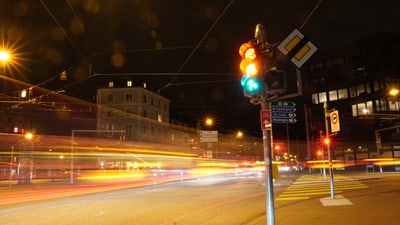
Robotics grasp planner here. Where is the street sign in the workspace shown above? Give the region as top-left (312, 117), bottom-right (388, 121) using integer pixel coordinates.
top-left (200, 130), bottom-right (218, 142)
top-left (271, 101), bottom-right (297, 123)
top-left (330, 110), bottom-right (340, 132)
top-left (271, 106), bottom-right (296, 113)
top-left (272, 117), bottom-right (297, 123)
top-left (277, 28), bottom-right (318, 69)
top-left (272, 112), bottom-right (296, 118)
top-left (260, 109), bottom-right (271, 129)
top-left (272, 101), bottom-right (296, 107)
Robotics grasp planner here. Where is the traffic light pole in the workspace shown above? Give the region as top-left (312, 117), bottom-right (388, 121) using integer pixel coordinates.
top-left (261, 94), bottom-right (275, 225)
top-left (323, 102), bottom-right (335, 199)
top-left (240, 23), bottom-right (276, 225)
top-left (256, 23), bottom-right (275, 225)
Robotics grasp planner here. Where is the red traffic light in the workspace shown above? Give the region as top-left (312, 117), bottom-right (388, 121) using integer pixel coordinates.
top-left (323, 137), bottom-right (330, 145)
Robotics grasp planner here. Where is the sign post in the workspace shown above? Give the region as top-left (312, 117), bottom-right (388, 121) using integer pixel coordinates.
top-left (324, 103), bottom-right (335, 199)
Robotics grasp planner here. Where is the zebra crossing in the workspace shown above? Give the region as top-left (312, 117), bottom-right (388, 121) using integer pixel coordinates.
top-left (276, 174), bottom-right (368, 201)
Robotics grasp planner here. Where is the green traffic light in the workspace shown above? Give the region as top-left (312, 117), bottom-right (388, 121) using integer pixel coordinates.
top-left (241, 75), bottom-right (262, 94)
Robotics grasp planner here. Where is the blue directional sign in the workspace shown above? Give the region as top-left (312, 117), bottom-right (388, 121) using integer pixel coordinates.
top-left (272, 117), bottom-right (297, 123)
top-left (272, 112), bottom-right (296, 118)
top-left (271, 101), bottom-right (297, 123)
top-left (271, 106), bottom-right (296, 113)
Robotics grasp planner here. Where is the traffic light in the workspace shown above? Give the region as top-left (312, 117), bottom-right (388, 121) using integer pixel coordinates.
top-left (323, 137), bottom-right (330, 145)
top-left (316, 149), bottom-right (323, 158)
top-left (238, 41), bottom-right (264, 98)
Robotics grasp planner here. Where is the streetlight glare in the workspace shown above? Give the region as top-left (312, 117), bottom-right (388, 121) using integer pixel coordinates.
top-left (0, 50), bottom-right (10, 62)
top-left (389, 87), bottom-right (399, 96)
top-left (205, 117), bottom-right (214, 127)
top-left (24, 132), bottom-right (33, 139)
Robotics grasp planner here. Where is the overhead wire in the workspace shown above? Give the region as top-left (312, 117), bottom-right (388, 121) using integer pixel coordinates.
top-left (158, 0), bottom-right (235, 91)
top-left (39, 0), bottom-right (90, 65)
top-left (270, 0), bottom-right (322, 68)
top-left (35, 0), bottom-right (98, 90)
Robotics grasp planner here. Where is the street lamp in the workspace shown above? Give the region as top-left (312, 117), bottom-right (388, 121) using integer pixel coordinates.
top-left (236, 131), bottom-right (243, 138)
top-left (0, 50), bottom-right (11, 75)
top-left (389, 87), bottom-right (399, 97)
top-left (205, 117), bottom-right (214, 127)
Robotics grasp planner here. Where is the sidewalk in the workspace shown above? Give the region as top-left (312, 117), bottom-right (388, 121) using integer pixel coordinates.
top-left (253, 172), bottom-right (400, 225)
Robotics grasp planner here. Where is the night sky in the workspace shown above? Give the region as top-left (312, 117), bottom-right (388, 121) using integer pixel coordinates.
top-left (1, 0), bottom-right (400, 137)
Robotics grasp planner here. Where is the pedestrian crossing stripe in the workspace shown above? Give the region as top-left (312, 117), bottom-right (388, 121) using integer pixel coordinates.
top-left (276, 175), bottom-right (368, 201)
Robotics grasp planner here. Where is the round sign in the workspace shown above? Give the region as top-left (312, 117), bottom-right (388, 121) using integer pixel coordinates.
top-left (331, 112), bottom-right (338, 124)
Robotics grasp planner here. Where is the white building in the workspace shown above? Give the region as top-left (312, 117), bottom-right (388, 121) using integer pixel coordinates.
top-left (96, 81), bottom-right (171, 142)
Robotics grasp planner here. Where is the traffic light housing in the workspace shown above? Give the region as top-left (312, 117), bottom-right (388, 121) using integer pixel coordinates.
top-left (239, 42), bottom-right (264, 98)
top-left (264, 69), bottom-right (286, 95)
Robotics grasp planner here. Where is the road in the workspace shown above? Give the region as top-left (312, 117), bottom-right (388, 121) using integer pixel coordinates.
top-left (0, 171), bottom-right (272, 225)
top-left (0, 171), bottom-right (399, 225)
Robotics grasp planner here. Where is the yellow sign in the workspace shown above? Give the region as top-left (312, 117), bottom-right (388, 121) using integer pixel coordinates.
top-left (330, 110), bottom-right (340, 133)
top-left (277, 28), bottom-right (318, 68)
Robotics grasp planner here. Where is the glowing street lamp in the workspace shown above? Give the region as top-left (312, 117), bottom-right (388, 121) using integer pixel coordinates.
top-left (205, 117), bottom-right (214, 127)
top-left (389, 87), bottom-right (399, 97)
top-left (0, 50), bottom-right (10, 75)
top-left (0, 50), bottom-right (10, 62)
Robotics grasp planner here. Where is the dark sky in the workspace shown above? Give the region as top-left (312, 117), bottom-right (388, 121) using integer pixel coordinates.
top-left (1, 0), bottom-right (400, 137)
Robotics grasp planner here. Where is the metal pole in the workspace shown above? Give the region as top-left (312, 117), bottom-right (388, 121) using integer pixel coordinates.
top-left (374, 130), bottom-right (383, 173)
top-left (286, 122), bottom-right (290, 166)
top-left (262, 97), bottom-right (275, 225)
top-left (9, 145), bottom-right (14, 186)
top-left (324, 102), bottom-right (335, 199)
top-left (255, 23), bottom-right (275, 225)
top-left (70, 130), bottom-right (75, 184)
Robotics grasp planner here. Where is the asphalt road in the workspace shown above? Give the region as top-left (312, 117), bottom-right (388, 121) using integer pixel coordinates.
top-left (0, 172), bottom-right (271, 225)
top-left (0, 171), bottom-right (399, 225)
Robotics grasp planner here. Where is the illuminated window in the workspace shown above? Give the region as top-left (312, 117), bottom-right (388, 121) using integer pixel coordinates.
top-left (353, 101), bottom-right (373, 116)
top-left (318, 92), bottom-right (327, 103)
top-left (108, 81), bottom-right (114, 87)
top-left (158, 114), bottom-right (162, 122)
top-left (127, 80), bottom-right (132, 87)
top-left (328, 90), bottom-right (338, 101)
top-left (352, 105), bottom-right (357, 117)
top-left (389, 99), bottom-right (399, 111)
top-left (338, 88), bottom-right (348, 99)
top-left (312, 93), bottom-right (319, 104)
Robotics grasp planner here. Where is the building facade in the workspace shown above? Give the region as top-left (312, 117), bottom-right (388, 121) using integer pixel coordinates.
top-left (96, 80), bottom-right (198, 145)
top-left (302, 32), bottom-right (400, 163)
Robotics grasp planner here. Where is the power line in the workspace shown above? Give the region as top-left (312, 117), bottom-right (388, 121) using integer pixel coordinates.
top-left (159, 0), bottom-right (235, 91)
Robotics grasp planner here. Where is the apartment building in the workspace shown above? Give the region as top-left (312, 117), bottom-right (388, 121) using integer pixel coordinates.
top-left (96, 80), bottom-right (173, 142)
